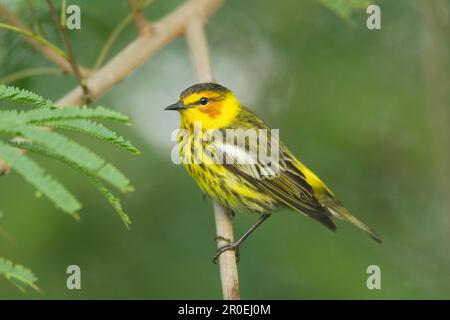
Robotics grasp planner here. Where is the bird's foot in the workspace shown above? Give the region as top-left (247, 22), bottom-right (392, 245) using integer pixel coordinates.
top-left (213, 236), bottom-right (240, 264)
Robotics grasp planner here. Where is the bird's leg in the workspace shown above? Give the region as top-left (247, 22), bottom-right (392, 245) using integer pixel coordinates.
top-left (213, 213), bottom-right (270, 263)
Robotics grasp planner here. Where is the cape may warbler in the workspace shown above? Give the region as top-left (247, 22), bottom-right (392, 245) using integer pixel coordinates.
top-left (166, 83), bottom-right (381, 259)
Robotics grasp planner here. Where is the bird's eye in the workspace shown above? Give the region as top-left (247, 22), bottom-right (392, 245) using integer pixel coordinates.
top-left (199, 97), bottom-right (208, 105)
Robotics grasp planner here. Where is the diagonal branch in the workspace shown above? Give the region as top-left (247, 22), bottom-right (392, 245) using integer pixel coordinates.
top-left (2, 0), bottom-right (232, 299)
top-left (56, 0), bottom-right (224, 107)
top-left (1, 1), bottom-right (236, 299)
top-left (94, 14), bottom-right (134, 69)
top-left (0, 22), bottom-right (66, 58)
top-left (0, 67), bottom-right (61, 84)
top-left (1, 0), bottom-right (221, 173)
top-left (0, 3), bottom-right (91, 77)
top-left (0, 7), bottom-right (227, 278)
top-left (46, 0), bottom-right (90, 102)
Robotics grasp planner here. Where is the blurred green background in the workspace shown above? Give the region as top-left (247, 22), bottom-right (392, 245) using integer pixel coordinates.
top-left (0, 0), bottom-right (449, 299)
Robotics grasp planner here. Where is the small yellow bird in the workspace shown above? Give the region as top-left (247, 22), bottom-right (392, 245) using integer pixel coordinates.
top-left (166, 83), bottom-right (381, 259)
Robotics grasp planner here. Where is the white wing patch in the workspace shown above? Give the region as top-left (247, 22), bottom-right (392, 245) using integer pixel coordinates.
top-left (209, 140), bottom-right (283, 180)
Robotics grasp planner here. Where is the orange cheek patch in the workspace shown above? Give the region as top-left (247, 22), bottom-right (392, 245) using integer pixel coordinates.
top-left (199, 102), bottom-right (222, 118)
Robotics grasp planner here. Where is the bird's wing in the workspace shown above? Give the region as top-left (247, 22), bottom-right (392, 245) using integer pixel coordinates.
top-left (211, 107), bottom-right (382, 241)
top-left (207, 136), bottom-right (336, 231)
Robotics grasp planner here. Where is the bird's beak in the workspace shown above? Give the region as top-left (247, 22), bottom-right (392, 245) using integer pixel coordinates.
top-left (165, 101), bottom-right (187, 111)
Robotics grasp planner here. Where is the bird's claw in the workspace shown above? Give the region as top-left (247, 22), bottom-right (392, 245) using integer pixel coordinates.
top-left (213, 237), bottom-right (240, 264)
top-left (214, 236), bottom-right (231, 243)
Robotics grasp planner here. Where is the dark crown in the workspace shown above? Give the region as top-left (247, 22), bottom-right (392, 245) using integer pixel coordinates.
top-left (180, 83), bottom-right (230, 98)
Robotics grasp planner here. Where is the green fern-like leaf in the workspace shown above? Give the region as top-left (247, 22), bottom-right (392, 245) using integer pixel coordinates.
top-left (15, 141), bottom-right (131, 227)
top-left (23, 106), bottom-right (130, 123)
top-left (20, 127), bottom-right (133, 193)
top-left (0, 84), bottom-right (138, 228)
top-left (0, 257), bottom-right (39, 292)
top-left (97, 163), bottom-right (134, 193)
top-left (0, 84), bottom-right (53, 107)
top-left (0, 141), bottom-right (81, 217)
top-left (22, 127), bottom-right (106, 171)
top-left (317, 0), bottom-right (372, 21)
top-left (0, 110), bottom-right (25, 134)
top-left (43, 119), bottom-right (140, 155)
top-left (87, 175), bottom-right (132, 228)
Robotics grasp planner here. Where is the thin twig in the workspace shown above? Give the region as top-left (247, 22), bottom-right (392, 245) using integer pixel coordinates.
top-left (46, 0), bottom-right (90, 103)
top-left (128, 0), bottom-right (151, 34)
top-left (0, 67), bottom-right (62, 84)
top-left (26, 0), bottom-right (44, 36)
top-left (0, 4), bottom-right (91, 77)
top-left (95, 0), bottom-right (155, 69)
top-left (94, 14), bottom-right (134, 69)
top-left (186, 18), bottom-right (216, 82)
top-left (213, 204), bottom-right (240, 299)
top-left (0, 22), bottom-right (66, 58)
top-left (60, 0), bottom-right (67, 28)
top-left (0, 159), bottom-right (9, 176)
top-left (186, 10), bottom-right (239, 300)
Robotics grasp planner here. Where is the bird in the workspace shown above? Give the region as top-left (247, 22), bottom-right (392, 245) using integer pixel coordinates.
top-left (165, 82), bottom-right (381, 261)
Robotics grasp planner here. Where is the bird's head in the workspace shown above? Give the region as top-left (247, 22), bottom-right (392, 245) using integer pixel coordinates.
top-left (165, 83), bottom-right (241, 129)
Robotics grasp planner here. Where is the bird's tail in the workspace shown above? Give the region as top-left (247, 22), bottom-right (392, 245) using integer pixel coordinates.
top-left (326, 200), bottom-right (382, 243)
